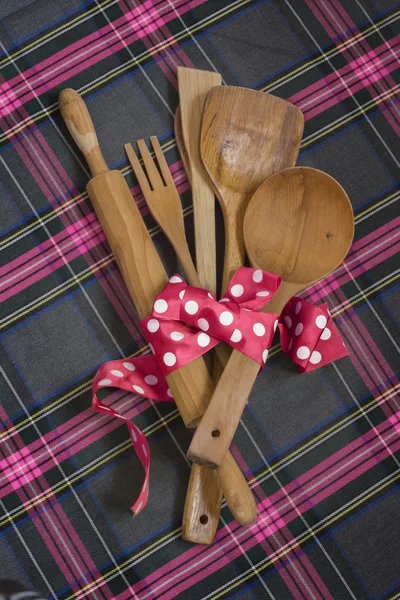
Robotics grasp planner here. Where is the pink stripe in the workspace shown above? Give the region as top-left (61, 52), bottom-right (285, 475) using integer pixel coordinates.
top-left (0, 214), bottom-right (98, 276)
top-left (290, 36), bottom-right (400, 104)
top-left (0, 0), bottom-right (207, 117)
top-left (303, 0), bottom-right (400, 135)
top-left (290, 41), bottom-right (399, 119)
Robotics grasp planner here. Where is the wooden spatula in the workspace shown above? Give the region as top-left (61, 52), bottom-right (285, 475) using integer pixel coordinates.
top-left (177, 67), bottom-right (221, 298)
top-left (201, 86), bottom-right (304, 293)
top-left (59, 89), bottom-right (219, 544)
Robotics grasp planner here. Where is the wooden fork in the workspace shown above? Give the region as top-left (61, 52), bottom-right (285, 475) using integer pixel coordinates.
top-left (125, 137), bottom-right (200, 288)
top-left (126, 137), bottom-right (257, 529)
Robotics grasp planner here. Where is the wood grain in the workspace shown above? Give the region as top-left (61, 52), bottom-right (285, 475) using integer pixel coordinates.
top-left (178, 67), bottom-right (221, 297)
top-left (188, 167), bottom-right (354, 468)
top-left (201, 86), bottom-right (304, 293)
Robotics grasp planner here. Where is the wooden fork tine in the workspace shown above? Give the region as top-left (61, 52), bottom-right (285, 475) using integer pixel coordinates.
top-left (125, 143), bottom-right (152, 197)
top-left (136, 139), bottom-right (164, 190)
top-left (150, 136), bottom-right (174, 186)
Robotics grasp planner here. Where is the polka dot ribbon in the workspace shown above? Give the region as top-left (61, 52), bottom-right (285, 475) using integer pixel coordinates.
top-left (92, 267), bottom-right (348, 515)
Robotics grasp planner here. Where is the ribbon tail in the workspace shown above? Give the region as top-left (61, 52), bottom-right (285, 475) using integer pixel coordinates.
top-left (92, 355), bottom-right (174, 515)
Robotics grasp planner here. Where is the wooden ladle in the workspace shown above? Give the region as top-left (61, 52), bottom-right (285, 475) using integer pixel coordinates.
top-left (188, 167), bottom-right (354, 468)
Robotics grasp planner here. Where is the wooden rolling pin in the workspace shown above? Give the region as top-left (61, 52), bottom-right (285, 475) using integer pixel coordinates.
top-left (59, 89), bottom-right (256, 543)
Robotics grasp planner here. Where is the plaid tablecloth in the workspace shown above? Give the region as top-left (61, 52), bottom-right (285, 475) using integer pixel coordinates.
top-left (1, 0), bottom-right (399, 598)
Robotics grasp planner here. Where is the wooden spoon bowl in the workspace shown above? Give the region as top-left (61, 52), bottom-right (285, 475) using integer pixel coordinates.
top-left (245, 167), bottom-right (354, 289)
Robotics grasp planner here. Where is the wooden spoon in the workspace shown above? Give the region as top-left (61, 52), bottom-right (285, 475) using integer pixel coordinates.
top-left (201, 86), bottom-right (304, 294)
top-left (188, 167), bottom-right (354, 468)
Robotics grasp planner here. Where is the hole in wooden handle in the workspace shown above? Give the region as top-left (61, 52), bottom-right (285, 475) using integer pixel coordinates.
top-left (199, 514), bottom-right (209, 525)
top-left (212, 429), bottom-right (220, 438)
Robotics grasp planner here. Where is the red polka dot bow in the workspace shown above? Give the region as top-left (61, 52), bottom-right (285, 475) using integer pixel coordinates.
top-left (141, 267), bottom-right (282, 373)
top-left (92, 267), bottom-right (348, 515)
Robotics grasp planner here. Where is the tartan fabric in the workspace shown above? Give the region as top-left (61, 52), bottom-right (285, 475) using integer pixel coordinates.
top-left (0, 0), bottom-right (399, 597)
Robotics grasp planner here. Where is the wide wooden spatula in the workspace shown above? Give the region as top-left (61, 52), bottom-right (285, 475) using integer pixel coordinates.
top-left (201, 86), bottom-right (304, 293)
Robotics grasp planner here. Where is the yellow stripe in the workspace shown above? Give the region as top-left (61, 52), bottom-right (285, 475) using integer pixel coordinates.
top-left (212, 472), bottom-right (400, 599)
top-left (300, 88), bottom-right (400, 149)
top-left (0, 0), bottom-right (116, 68)
top-left (355, 190), bottom-right (399, 221)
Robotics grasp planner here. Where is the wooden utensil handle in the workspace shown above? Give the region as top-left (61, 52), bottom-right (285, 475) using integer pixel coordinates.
top-left (188, 289), bottom-right (290, 468)
top-left (59, 89), bottom-right (109, 178)
top-left (221, 210), bottom-right (246, 293)
top-left (188, 350), bottom-right (259, 468)
top-left (191, 175), bottom-right (217, 297)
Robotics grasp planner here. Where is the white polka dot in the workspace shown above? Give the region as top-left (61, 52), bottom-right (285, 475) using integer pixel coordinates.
top-left (163, 352), bottom-right (177, 367)
top-left (179, 290), bottom-right (186, 300)
top-left (310, 351), bottom-right (322, 364)
top-left (274, 319), bottom-right (279, 332)
top-left (295, 323), bottom-right (304, 336)
top-left (123, 362), bottom-right (135, 371)
top-left (288, 338), bottom-right (293, 350)
top-left (149, 343), bottom-right (155, 354)
top-left (131, 429), bottom-right (137, 442)
top-left (256, 291), bottom-right (269, 297)
top-left (169, 276), bottom-right (182, 283)
top-left (220, 298), bottom-right (230, 303)
top-left (135, 501), bottom-right (143, 513)
top-left (219, 311), bottom-right (234, 326)
top-left (321, 327), bottom-right (331, 340)
top-left (185, 300), bottom-right (199, 315)
top-left (253, 323), bottom-right (266, 336)
top-left (99, 379), bottom-right (112, 386)
top-left (133, 385), bottom-right (144, 394)
top-left (154, 299), bottom-right (168, 313)
top-left (231, 284), bottom-right (244, 297)
top-left (230, 329), bottom-right (242, 343)
top-left (170, 331), bottom-right (184, 341)
top-left (111, 370), bottom-right (123, 378)
top-left (144, 375), bottom-right (158, 385)
top-left (284, 316), bottom-right (292, 328)
top-left (253, 270), bottom-right (263, 283)
top-left (167, 389), bottom-right (173, 398)
top-left (143, 479), bottom-right (147, 491)
top-left (295, 301), bottom-right (302, 314)
top-left (197, 333), bottom-right (210, 347)
top-left (262, 349), bottom-right (269, 363)
top-left (147, 318), bottom-right (160, 333)
top-left (198, 318), bottom-right (209, 331)
top-left (208, 292), bottom-right (214, 299)
top-left (142, 444), bottom-right (147, 457)
top-left (297, 346), bottom-right (310, 360)
top-left (316, 315), bottom-right (327, 329)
